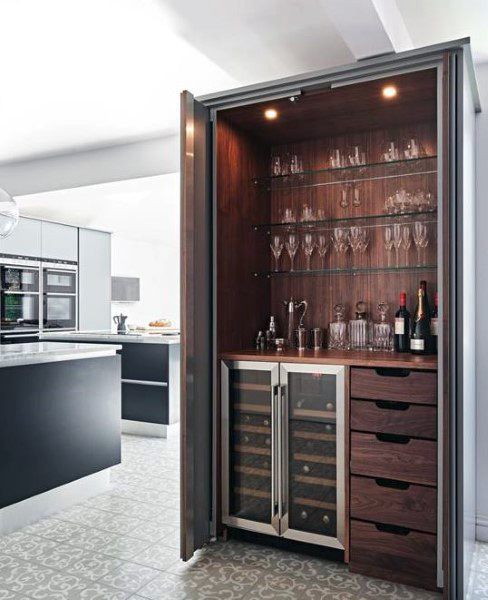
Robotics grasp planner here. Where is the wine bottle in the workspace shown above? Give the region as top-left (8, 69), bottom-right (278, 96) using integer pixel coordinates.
top-left (394, 291), bottom-right (410, 352)
top-left (410, 283), bottom-right (432, 355)
top-left (431, 292), bottom-right (438, 354)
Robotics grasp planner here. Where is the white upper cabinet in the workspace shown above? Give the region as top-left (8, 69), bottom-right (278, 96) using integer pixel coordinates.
top-left (0, 217), bottom-right (42, 257)
top-left (41, 222), bottom-right (78, 262)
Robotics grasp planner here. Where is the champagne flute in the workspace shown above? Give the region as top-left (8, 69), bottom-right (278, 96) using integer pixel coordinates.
top-left (402, 225), bottom-right (411, 266)
top-left (285, 233), bottom-right (299, 271)
top-left (317, 234), bottom-right (329, 269)
top-left (393, 223), bottom-right (402, 267)
top-left (413, 221), bottom-right (427, 266)
top-left (302, 233), bottom-right (316, 271)
top-left (384, 227), bottom-right (394, 267)
top-left (270, 235), bottom-right (284, 272)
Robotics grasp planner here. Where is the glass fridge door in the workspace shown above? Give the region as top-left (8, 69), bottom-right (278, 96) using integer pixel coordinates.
top-left (279, 363), bottom-right (345, 549)
top-left (221, 360), bottom-right (280, 536)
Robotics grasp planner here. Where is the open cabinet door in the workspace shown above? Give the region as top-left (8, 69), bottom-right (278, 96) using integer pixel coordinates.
top-left (180, 91), bottom-right (213, 561)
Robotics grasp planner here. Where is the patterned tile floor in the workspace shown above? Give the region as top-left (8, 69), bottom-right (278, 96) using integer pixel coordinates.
top-left (0, 427), bottom-right (484, 599)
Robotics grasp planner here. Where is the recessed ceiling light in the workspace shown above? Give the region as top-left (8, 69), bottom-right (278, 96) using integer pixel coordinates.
top-left (264, 108), bottom-right (278, 120)
top-left (382, 85), bottom-right (397, 99)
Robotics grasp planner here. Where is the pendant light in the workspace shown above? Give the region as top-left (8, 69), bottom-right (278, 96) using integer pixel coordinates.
top-left (0, 187), bottom-right (19, 238)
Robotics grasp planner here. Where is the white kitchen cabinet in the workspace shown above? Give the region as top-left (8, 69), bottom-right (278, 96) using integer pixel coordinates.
top-left (0, 217), bottom-right (41, 257)
top-left (78, 228), bottom-right (111, 330)
top-left (41, 221), bottom-right (78, 262)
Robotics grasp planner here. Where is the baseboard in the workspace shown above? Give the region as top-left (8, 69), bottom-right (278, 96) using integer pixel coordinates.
top-left (0, 469), bottom-right (111, 535)
top-left (121, 419), bottom-right (167, 438)
top-left (476, 515), bottom-right (488, 542)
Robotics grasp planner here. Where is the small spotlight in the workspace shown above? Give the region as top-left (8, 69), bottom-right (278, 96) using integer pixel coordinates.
top-left (382, 85), bottom-right (397, 99)
top-left (264, 108), bottom-right (278, 120)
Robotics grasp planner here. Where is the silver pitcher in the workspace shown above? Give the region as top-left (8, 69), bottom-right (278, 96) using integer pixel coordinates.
top-left (113, 314), bottom-right (128, 334)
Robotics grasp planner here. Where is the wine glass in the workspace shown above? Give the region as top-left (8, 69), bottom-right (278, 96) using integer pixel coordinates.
top-left (332, 228), bottom-right (349, 268)
top-left (393, 224), bottom-right (402, 267)
top-left (340, 184), bottom-right (350, 209)
top-left (349, 227), bottom-right (363, 255)
top-left (402, 225), bottom-right (411, 266)
top-left (317, 234), bottom-right (329, 269)
top-left (302, 233), bottom-right (316, 271)
top-left (384, 227), bottom-right (394, 267)
top-left (285, 234), bottom-right (299, 271)
top-left (270, 235), bottom-right (284, 272)
top-left (352, 185), bottom-right (361, 207)
top-left (271, 156), bottom-right (281, 176)
top-left (413, 221), bottom-right (427, 266)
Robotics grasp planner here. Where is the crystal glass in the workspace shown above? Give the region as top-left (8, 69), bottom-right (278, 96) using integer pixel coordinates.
top-left (413, 221), bottom-right (427, 266)
top-left (281, 208), bottom-right (296, 224)
top-left (393, 223), bottom-right (402, 267)
top-left (316, 208), bottom-right (326, 221)
top-left (404, 138), bottom-right (421, 159)
top-left (270, 235), bottom-right (284, 272)
top-left (384, 227), bottom-right (394, 267)
top-left (285, 234), bottom-right (299, 271)
top-left (330, 149), bottom-right (345, 168)
top-left (332, 228), bottom-right (349, 268)
top-left (300, 205), bottom-right (314, 223)
top-left (384, 195), bottom-right (395, 215)
top-left (290, 154), bottom-right (302, 174)
top-left (352, 185), bottom-right (361, 207)
top-left (402, 225), bottom-right (411, 266)
top-left (302, 233), bottom-right (316, 271)
top-left (382, 141), bottom-right (399, 162)
top-left (340, 184), bottom-right (349, 209)
top-left (348, 145), bottom-right (366, 166)
top-left (0, 188), bottom-right (19, 239)
top-left (372, 302), bottom-right (393, 351)
top-left (271, 156), bottom-right (281, 176)
top-left (348, 301), bottom-right (371, 350)
top-left (317, 234), bottom-right (329, 269)
top-left (328, 303), bottom-right (348, 350)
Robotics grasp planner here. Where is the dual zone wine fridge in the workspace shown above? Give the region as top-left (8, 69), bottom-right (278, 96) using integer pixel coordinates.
top-left (221, 360), bottom-right (345, 549)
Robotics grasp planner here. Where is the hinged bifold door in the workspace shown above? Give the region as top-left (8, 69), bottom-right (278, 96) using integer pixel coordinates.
top-left (180, 91), bottom-right (212, 561)
top-left (221, 361), bottom-right (280, 536)
top-left (279, 363), bottom-right (345, 550)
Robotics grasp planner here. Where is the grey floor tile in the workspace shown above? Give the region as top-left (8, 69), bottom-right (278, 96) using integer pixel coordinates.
top-left (130, 542), bottom-right (180, 571)
top-left (99, 536), bottom-right (153, 561)
top-left (127, 522), bottom-right (177, 544)
top-left (98, 561), bottom-right (160, 593)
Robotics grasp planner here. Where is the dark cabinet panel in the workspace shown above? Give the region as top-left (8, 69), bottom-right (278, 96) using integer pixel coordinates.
top-left (121, 343), bottom-right (168, 382)
top-left (350, 367), bottom-right (437, 405)
top-left (122, 383), bottom-right (168, 424)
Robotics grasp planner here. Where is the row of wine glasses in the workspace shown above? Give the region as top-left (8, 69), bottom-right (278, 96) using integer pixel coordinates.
top-left (382, 138), bottom-right (424, 162)
top-left (384, 188), bottom-right (436, 215)
top-left (271, 153), bottom-right (303, 176)
top-left (383, 222), bottom-right (430, 267)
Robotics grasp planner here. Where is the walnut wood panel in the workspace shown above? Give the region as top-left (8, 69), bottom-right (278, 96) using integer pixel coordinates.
top-left (350, 432), bottom-right (437, 486)
top-left (349, 519), bottom-right (437, 591)
top-left (350, 367), bottom-right (437, 404)
top-left (350, 475), bottom-right (437, 533)
top-left (216, 116), bottom-right (271, 353)
top-left (351, 399), bottom-right (437, 439)
top-left (220, 348), bottom-right (438, 370)
top-left (221, 70), bottom-right (436, 145)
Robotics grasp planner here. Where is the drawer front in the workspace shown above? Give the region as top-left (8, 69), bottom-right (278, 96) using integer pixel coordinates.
top-left (350, 476), bottom-right (437, 533)
top-left (350, 432), bottom-right (437, 486)
top-left (122, 383), bottom-right (168, 424)
top-left (350, 367), bottom-right (437, 405)
top-left (350, 519), bottom-right (437, 591)
top-left (351, 400), bottom-right (437, 439)
top-left (121, 343), bottom-right (168, 383)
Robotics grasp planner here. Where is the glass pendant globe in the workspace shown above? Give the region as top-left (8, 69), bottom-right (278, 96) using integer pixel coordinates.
top-left (0, 188), bottom-right (19, 238)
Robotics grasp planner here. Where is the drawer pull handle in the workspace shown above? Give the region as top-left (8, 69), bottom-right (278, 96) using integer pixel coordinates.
top-left (376, 433), bottom-right (410, 444)
top-left (375, 478), bottom-right (410, 490)
top-left (374, 368), bottom-right (410, 378)
top-left (375, 523), bottom-right (411, 536)
top-left (375, 400), bottom-right (409, 411)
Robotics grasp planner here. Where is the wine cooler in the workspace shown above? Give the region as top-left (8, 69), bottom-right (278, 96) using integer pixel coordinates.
top-left (221, 360), bottom-right (345, 550)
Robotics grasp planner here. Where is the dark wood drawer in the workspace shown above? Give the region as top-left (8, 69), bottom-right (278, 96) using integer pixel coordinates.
top-left (350, 367), bottom-right (437, 405)
top-left (350, 432), bottom-right (437, 486)
top-left (350, 519), bottom-right (437, 591)
top-left (351, 399), bottom-right (437, 439)
top-left (350, 476), bottom-right (437, 533)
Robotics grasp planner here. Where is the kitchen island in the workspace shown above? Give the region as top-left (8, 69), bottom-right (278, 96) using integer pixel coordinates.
top-left (41, 332), bottom-right (180, 437)
top-left (0, 342), bottom-right (121, 534)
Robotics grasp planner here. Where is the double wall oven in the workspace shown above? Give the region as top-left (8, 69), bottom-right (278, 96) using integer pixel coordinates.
top-left (0, 257), bottom-right (77, 344)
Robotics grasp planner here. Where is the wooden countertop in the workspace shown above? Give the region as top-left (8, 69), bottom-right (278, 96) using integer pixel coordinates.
top-left (220, 348), bottom-right (438, 370)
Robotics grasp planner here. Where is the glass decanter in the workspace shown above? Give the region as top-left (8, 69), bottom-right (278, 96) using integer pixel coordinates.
top-left (348, 301), bottom-right (372, 350)
top-left (328, 303), bottom-right (348, 350)
top-left (372, 301), bottom-right (393, 351)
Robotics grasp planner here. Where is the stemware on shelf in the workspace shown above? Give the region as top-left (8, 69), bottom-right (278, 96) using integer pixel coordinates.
top-left (402, 225), bottom-right (411, 266)
top-left (270, 235), bottom-right (284, 272)
top-left (328, 303), bottom-right (348, 350)
top-left (332, 228), bottom-right (349, 268)
top-left (382, 141), bottom-right (399, 162)
top-left (317, 234), bottom-right (329, 269)
top-left (392, 223), bottom-right (402, 267)
top-left (271, 156), bottom-right (281, 176)
top-left (384, 227), bottom-right (394, 267)
top-left (290, 154), bottom-right (303, 174)
top-left (372, 301), bottom-right (393, 351)
top-left (330, 149), bottom-right (346, 168)
top-left (285, 233), bottom-right (299, 271)
top-left (352, 184), bottom-right (362, 207)
top-left (302, 233), bottom-right (316, 271)
top-left (404, 138), bottom-right (421, 160)
top-left (281, 208), bottom-right (296, 224)
top-left (348, 146), bottom-right (366, 166)
top-left (413, 221), bottom-right (428, 266)
top-left (340, 184), bottom-right (350, 209)
top-left (300, 205), bottom-right (315, 223)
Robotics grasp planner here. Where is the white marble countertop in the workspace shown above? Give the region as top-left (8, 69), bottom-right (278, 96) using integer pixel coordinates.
top-left (0, 342), bottom-right (122, 368)
top-left (40, 331), bottom-right (180, 345)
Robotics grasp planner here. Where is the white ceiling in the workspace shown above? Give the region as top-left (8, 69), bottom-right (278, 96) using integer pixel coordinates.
top-left (1, 0), bottom-right (487, 165)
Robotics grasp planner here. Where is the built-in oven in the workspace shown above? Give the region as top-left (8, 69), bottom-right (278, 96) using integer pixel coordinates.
top-left (42, 262), bottom-right (77, 330)
top-left (0, 260), bottom-right (41, 334)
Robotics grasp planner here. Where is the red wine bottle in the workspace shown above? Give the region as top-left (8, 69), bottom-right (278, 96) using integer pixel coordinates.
top-left (410, 282), bottom-right (432, 355)
top-left (431, 292), bottom-right (438, 354)
top-left (394, 291), bottom-right (410, 352)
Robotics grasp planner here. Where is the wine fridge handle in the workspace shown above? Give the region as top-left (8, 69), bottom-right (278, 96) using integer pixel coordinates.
top-left (279, 384), bottom-right (288, 522)
top-left (271, 385), bottom-right (280, 520)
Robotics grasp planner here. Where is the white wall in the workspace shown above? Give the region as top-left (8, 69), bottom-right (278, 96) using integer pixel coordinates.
top-left (476, 61), bottom-right (488, 541)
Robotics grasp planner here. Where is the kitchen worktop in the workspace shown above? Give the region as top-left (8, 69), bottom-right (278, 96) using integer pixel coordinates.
top-left (0, 342), bottom-right (122, 368)
top-left (40, 331), bottom-right (181, 345)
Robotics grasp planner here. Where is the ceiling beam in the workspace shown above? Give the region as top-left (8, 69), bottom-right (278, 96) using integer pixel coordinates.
top-left (324, 0), bottom-right (413, 60)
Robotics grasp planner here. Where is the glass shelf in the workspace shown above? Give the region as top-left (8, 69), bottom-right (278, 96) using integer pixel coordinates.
top-left (253, 209), bottom-right (437, 232)
top-left (253, 265), bottom-right (437, 278)
top-left (252, 156), bottom-right (437, 191)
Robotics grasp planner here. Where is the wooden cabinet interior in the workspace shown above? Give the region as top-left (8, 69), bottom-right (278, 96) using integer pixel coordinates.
top-left (216, 69), bottom-right (438, 352)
